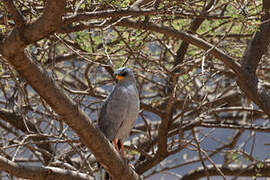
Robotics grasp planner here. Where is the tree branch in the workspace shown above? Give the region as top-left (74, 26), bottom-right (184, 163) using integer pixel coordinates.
top-left (237, 0), bottom-right (270, 116)
top-left (23, 0), bottom-right (66, 43)
top-left (64, 9), bottom-right (160, 25)
top-left (174, 0), bottom-right (215, 71)
top-left (2, 0), bottom-right (25, 27)
top-left (0, 155), bottom-right (93, 180)
top-left (114, 19), bottom-right (270, 117)
top-left (117, 19), bottom-right (242, 75)
top-left (180, 164), bottom-right (270, 180)
top-left (0, 109), bottom-right (54, 164)
top-left (0, 0), bottom-right (67, 59)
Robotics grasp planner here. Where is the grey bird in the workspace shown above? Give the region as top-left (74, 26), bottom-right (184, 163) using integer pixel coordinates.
top-left (98, 67), bottom-right (140, 157)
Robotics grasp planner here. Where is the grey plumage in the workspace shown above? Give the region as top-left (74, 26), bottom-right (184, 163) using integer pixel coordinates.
top-left (98, 67), bottom-right (140, 141)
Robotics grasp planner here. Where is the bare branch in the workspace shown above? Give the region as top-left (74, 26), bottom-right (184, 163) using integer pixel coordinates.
top-left (0, 155), bottom-right (93, 180)
top-left (117, 19), bottom-right (242, 75)
top-left (0, 109), bottom-right (54, 164)
top-left (64, 9), bottom-right (160, 25)
top-left (180, 164), bottom-right (270, 180)
top-left (174, 0), bottom-right (216, 71)
top-left (2, 0), bottom-right (25, 27)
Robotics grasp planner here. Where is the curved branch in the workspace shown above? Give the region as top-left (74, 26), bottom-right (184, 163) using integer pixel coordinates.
top-left (62, 14), bottom-right (270, 118)
top-left (23, 0), bottom-right (66, 43)
top-left (0, 155), bottom-right (93, 180)
top-left (117, 19), bottom-right (242, 75)
top-left (0, 0), bottom-right (67, 56)
top-left (237, 1), bottom-right (270, 116)
top-left (28, 0), bottom-right (270, 119)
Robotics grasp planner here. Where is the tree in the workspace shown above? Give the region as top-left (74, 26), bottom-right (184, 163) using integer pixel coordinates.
top-left (0, 0), bottom-right (270, 179)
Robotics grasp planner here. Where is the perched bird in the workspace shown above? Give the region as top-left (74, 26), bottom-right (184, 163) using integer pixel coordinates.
top-left (98, 66), bottom-right (140, 160)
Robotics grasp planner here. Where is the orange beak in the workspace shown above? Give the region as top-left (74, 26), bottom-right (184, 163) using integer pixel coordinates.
top-left (115, 75), bottom-right (124, 81)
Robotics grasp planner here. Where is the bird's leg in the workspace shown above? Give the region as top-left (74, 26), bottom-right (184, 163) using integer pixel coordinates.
top-left (120, 140), bottom-right (126, 158)
top-left (114, 139), bottom-right (132, 168)
top-left (113, 138), bottom-right (120, 152)
top-left (120, 140), bottom-right (129, 166)
top-left (119, 140), bottom-right (135, 169)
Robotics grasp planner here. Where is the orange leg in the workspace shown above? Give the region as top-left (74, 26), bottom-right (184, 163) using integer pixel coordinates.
top-left (120, 140), bottom-right (133, 167)
top-left (113, 138), bottom-right (119, 152)
top-left (120, 140), bottom-right (126, 158)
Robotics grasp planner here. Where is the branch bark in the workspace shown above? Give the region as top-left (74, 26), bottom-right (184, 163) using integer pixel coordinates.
top-left (0, 155), bottom-right (92, 180)
top-left (237, 0), bottom-right (270, 115)
top-left (180, 164), bottom-right (270, 180)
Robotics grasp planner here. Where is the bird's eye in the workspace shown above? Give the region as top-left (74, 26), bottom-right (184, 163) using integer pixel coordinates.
top-left (121, 71), bottom-right (127, 76)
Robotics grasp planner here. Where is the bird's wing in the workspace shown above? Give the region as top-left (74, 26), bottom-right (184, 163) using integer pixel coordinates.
top-left (98, 85), bottom-right (129, 140)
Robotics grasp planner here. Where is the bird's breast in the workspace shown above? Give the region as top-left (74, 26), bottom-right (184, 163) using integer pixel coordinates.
top-left (115, 85), bottom-right (139, 139)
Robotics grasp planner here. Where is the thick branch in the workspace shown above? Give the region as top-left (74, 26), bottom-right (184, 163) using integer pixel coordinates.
top-left (237, 0), bottom-right (270, 116)
top-left (0, 0), bottom-right (67, 61)
top-left (23, 0), bottom-right (66, 43)
top-left (0, 0), bottom-right (67, 56)
top-left (0, 155), bottom-right (92, 180)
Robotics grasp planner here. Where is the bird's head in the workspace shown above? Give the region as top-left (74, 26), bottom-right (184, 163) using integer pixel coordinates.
top-left (114, 67), bottom-right (135, 83)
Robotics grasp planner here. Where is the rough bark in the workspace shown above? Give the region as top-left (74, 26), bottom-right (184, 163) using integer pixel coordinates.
top-left (0, 155), bottom-right (93, 180)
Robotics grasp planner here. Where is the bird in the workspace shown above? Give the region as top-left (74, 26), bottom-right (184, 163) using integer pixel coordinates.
top-left (98, 67), bottom-right (140, 179)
